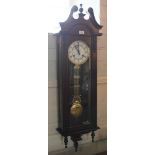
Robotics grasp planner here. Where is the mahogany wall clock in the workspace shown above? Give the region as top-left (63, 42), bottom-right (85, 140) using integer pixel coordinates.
top-left (55, 4), bottom-right (102, 152)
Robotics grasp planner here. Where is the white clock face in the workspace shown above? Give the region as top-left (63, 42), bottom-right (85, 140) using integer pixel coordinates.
top-left (68, 40), bottom-right (90, 65)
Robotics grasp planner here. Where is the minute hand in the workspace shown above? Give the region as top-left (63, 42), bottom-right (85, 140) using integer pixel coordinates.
top-left (75, 45), bottom-right (80, 55)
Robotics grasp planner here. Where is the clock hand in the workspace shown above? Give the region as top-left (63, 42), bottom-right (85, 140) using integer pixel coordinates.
top-left (82, 55), bottom-right (86, 58)
top-left (78, 49), bottom-right (80, 55)
top-left (77, 42), bottom-right (80, 55)
top-left (75, 42), bottom-right (80, 55)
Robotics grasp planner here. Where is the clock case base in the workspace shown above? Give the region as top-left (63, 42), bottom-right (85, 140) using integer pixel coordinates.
top-left (57, 127), bottom-right (100, 152)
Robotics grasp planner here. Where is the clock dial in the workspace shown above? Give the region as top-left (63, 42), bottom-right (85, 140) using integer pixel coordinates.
top-left (68, 41), bottom-right (90, 65)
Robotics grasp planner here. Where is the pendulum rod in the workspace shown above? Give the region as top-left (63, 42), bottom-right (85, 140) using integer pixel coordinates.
top-left (70, 64), bottom-right (83, 118)
top-left (73, 65), bottom-right (80, 100)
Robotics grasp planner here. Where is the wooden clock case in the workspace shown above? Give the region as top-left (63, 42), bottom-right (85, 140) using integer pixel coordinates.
top-left (55, 4), bottom-right (102, 151)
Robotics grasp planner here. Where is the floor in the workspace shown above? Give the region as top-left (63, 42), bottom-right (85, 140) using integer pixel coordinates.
top-left (95, 151), bottom-right (107, 155)
top-left (48, 139), bottom-right (107, 155)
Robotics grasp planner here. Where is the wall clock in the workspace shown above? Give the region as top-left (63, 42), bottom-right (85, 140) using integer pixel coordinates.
top-left (55, 4), bottom-right (102, 152)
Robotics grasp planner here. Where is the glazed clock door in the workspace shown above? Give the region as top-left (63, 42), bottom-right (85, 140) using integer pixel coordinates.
top-left (68, 40), bottom-right (91, 129)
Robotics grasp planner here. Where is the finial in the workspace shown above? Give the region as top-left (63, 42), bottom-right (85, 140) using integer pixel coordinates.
top-left (79, 4), bottom-right (83, 14)
top-left (78, 4), bottom-right (85, 18)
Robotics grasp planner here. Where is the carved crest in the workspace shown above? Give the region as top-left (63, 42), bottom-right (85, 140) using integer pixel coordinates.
top-left (59, 4), bottom-right (102, 35)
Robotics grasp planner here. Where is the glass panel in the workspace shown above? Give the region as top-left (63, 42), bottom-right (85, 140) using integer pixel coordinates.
top-left (69, 49), bottom-right (91, 128)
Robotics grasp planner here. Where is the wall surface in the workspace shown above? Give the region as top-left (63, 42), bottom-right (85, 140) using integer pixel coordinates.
top-left (48, 0), bottom-right (107, 152)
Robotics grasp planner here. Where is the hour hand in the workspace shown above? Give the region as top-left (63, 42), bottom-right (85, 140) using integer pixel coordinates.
top-left (82, 55), bottom-right (86, 58)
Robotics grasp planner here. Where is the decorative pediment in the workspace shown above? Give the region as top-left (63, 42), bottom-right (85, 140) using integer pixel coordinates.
top-left (59, 4), bottom-right (102, 35)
